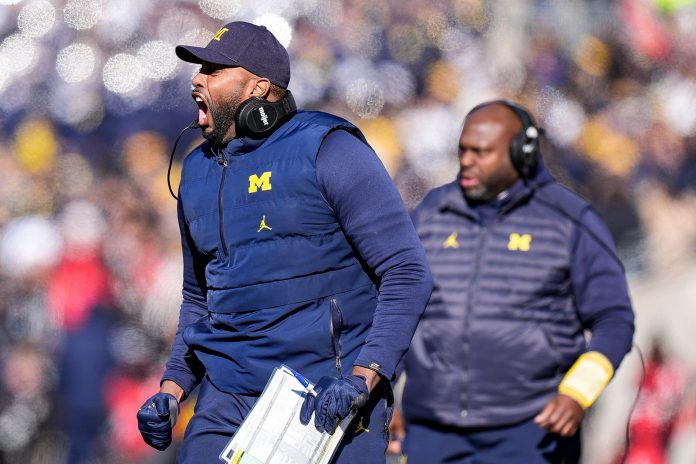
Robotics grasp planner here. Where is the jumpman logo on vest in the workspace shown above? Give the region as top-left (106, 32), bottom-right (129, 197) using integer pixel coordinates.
top-left (354, 416), bottom-right (370, 434)
top-left (443, 231), bottom-right (459, 248)
top-left (257, 215), bottom-right (272, 232)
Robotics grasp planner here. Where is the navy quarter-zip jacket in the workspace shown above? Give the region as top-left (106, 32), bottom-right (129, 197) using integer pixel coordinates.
top-left (402, 164), bottom-right (634, 428)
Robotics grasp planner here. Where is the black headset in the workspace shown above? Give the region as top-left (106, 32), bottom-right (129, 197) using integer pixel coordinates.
top-left (234, 90), bottom-right (297, 137)
top-left (467, 99), bottom-right (543, 180)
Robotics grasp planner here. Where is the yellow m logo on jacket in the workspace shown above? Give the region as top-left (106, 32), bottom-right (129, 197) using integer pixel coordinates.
top-left (508, 233), bottom-right (532, 252)
top-left (248, 172), bottom-right (272, 193)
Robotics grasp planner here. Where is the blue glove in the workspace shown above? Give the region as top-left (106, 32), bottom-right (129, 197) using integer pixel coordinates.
top-left (137, 392), bottom-right (179, 450)
top-left (300, 375), bottom-right (369, 432)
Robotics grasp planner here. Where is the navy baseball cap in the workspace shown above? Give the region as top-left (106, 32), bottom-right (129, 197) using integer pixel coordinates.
top-left (176, 21), bottom-right (290, 89)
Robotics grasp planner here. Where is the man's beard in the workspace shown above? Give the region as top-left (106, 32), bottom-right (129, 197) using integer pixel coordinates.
top-left (458, 171), bottom-right (493, 202)
top-left (205, 93), bottom-right (243, 148)
top-left (462, 184), bottom-right (493, 202)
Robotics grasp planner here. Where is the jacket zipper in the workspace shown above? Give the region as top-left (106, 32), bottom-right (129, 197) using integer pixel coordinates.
top-left (461, 221), bottom-right (491, 420)
top-left (463, 211), bottom-right (508, 420)
top-left (217, 152), bottom-right (229, 257)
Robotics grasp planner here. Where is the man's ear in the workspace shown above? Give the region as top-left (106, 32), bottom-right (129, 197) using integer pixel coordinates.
top-left (251, 78), bottom-right (271, 99)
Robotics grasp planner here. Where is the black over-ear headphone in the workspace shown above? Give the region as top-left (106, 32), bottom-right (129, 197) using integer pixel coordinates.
top-left (234, 90), bottom-right (297, 137)
top-left (467, 99), bottom-right (543, 180)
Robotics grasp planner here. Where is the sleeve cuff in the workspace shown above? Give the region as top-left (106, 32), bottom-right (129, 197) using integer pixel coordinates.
top-left (558, 351), bottom-right (614, 409)
top-left (161, 371), bottom-right (200, 400)
top-left (353, 359), bottom-right (393, 381)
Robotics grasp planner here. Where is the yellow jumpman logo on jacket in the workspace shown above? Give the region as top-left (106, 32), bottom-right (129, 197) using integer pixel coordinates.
top-left (257, 215), bottom-right (272, 232)
top-left (354, 416), bottom-right (370, 434)
top-left (443, 232), bottom-right (459, 248)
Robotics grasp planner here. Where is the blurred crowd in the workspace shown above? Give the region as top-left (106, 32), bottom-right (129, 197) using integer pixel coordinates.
top-left (1, 0), bottom-right (696, 462)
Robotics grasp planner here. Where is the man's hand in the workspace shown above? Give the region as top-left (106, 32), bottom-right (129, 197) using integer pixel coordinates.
top-left (137, 392), bottom-right (179, 450)
top-left (387, 407), bottom-right (405, 455)
top-left (534, 393), bottom-right (584, 437)
top-left (299, 375), bottom-right (369, 432)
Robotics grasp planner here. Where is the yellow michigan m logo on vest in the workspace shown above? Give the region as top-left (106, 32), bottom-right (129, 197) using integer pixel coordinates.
top-left (248, 172), bottom-right (272, 193)
top-left (508, 233), bottom-right (532, 252)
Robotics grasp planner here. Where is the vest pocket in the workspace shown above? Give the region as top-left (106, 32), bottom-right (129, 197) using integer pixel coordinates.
top-left (527, 323), bottom-right (563, 380)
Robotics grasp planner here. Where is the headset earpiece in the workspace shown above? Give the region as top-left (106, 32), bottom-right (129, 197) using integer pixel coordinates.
top-left (467, 99), bottom-right (542, 180)
top-left (234, 90), bottom-right (297, 137)
top-left (508, 130), bottom-right (528, 178)
top-left (506, 105), bottom-right (541, 181)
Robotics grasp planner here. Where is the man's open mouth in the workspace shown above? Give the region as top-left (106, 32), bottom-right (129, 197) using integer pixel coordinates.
top-left (193, 93), bottom-right (209, 127)
top-left (459, 175), bottom-right (479, 188)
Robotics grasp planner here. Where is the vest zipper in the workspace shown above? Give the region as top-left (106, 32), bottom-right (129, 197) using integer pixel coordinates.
top-left (329, 298), bottom-right (344, 377)
top-left (461, 224), bottom-right (488, 421)
top-left (218, 153), bottom-right (229, 257)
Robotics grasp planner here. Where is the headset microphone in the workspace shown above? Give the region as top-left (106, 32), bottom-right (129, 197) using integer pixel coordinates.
top-left (167, 119), bottom-right (199, 200)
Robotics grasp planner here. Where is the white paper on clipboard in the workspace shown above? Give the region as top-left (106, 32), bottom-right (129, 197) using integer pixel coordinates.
top-left (219, 365), bottom-right (355, 464)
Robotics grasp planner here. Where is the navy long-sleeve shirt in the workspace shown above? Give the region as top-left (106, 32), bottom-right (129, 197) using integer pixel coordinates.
top-left (162, 129), bottom-right (433, 396)
top-left (569, 207), bottom-right (634, 368)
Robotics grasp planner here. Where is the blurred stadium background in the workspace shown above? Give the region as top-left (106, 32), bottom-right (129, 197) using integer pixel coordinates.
top-left (1, 0), bottom-right (696, 462)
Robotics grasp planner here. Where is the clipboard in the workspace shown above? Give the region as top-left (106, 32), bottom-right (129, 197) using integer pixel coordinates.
top-left (219, 365), bottom-right (355, 464)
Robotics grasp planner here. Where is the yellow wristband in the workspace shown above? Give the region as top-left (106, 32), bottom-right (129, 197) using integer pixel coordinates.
top-left (558, 351), bottom-right (614, 409)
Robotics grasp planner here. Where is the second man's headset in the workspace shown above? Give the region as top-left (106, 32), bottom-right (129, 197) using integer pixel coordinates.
top-left (467, 99), bottom-right (543, 181)
top-left (233, 90), bottom-right (297, 138)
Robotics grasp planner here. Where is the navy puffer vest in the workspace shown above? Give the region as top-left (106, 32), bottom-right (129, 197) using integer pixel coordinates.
top-left (179, 112), bottom-right (378, 394)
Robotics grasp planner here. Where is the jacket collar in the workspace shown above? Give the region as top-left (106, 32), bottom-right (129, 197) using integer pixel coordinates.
top-left (224, 134), bottom-right (266, 156)
top-left (204, 134), bottom-right (265, 160)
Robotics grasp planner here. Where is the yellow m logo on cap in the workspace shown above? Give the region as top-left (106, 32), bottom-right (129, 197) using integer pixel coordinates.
top-left (508, 233), bottom-right (532, 252)
top-left (248, 171), bottom-right (272, 193)
top-left (212, 27), bottom-right (229, 41)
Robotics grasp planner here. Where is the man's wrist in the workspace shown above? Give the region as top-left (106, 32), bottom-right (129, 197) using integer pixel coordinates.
top-left (351, 365), bottom-right (381, 394)
top-left (160, 380), bottom-right (185, 403)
